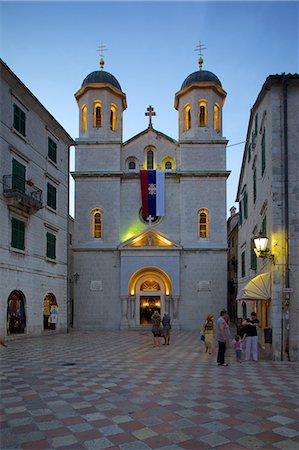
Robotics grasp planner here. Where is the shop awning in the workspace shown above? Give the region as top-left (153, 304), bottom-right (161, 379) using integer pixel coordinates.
top-left (236, 273), bottom-right (271, 301)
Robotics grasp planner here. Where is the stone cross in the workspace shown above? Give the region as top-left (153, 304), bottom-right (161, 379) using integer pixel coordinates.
top-left (145, 105), bottom-right (156, 127)
top-left (147, 215), bottom-right (153, 227)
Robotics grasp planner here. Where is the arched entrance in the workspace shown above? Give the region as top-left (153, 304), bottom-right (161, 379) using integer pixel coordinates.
top-left (43, 293), bottom-right (58, 330)
top-left (7, 290), bottom-right (26, 335)
top-left (128, 267), bottom-right (171, 327)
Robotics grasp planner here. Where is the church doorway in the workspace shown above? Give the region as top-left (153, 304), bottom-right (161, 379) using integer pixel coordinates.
top-left (43, 293), bottom-right (58, 330)
top-left (7, 290), bottom-right (26, 335)
top-left (140, 296), bottom-right (160, 324)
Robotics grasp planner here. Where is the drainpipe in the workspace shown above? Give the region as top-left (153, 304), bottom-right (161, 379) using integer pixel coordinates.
top-left (67, 143), bottom-right (76, 333)
top-left (282, 74), bottom-right (290, 360)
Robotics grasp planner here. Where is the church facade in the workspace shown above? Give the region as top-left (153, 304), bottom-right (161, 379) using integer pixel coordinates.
top-left (72, 60), bottom-right (230, 330)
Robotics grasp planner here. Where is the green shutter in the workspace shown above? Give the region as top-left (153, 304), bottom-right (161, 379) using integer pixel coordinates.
top-left (12, 158), bottom-right (26, 192)
top-left (47, 232), bottom-right (56, 259)
top-left (48, 137), bottom-right (57, 163)
top-left (261, 128), bottom-right (266, 175)
top-left (47, 183), bottom-right (57, 210)
top-left (253, 167), bottom-right (256, 204)
top-left (13, 104), bottom-right (26, 136)
top-left (251, 238), bottom-right (257, 270)
top-left (11, 218), bottom-right (25, 250)
top-left (243, 191), bottom-right (248, 220)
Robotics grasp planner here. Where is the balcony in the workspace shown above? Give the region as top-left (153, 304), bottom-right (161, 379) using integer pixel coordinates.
top-left (3, 175), bottom-right (43, 214)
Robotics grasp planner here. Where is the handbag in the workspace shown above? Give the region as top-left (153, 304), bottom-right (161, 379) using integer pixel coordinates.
top-left (200, 334), bottom-right (205, 342)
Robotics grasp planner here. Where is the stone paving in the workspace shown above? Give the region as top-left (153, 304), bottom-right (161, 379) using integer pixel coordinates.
top-left (0, 330), bottom-right (299, 450)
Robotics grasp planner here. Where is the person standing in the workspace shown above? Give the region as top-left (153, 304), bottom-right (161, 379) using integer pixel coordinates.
top-left (151, 311), bottom-right (162, 347)
top-left (243, 312), bottom-right (260, 361)
top-left (216, 309), bottom-right (229, 366)
top-left (233, 335), bottom-right (243, 363)
top-left (162, 312), bottom-right (171, 345)
top-left (201, 314), bottom-right (215, 354)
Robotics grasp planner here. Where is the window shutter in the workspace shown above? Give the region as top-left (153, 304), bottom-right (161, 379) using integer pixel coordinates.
top-left (11, 218), bottom-right (25, 250)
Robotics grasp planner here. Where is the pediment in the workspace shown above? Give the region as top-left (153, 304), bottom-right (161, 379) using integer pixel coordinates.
top-left (119, 229), bottom-right (181, 250)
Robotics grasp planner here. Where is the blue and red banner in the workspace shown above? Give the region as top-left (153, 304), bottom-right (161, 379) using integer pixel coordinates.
top-left (140, 170), bottom-right (165, 217)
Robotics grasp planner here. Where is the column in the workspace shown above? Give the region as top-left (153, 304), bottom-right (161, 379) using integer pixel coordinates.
top-left (120, 295), bottom-right (129, 329)
top-left (171, 295), bottom-right (180, 330)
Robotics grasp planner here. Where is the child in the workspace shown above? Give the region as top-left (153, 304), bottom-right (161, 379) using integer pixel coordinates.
top-left (233, 335), bottom-right (243, 363)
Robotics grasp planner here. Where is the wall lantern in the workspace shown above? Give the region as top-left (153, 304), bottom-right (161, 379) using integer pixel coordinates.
top-left (254, 232), bottom-right (275, 263)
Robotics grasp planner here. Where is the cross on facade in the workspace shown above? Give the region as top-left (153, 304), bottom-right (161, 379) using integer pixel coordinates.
top-left (145, 105), bottom-right (156, 127)
top-left (147, 215), bottom-right (153, 227)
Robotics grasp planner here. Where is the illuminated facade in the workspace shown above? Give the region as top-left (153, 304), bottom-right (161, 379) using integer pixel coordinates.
top-left (72, 61), bottom-right (229, 330)
top-left (236, 74), bottom-right (299, 361)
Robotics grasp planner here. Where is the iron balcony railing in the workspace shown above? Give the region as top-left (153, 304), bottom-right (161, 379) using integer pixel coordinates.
top-left (3, 175), bottom-right (43, 211)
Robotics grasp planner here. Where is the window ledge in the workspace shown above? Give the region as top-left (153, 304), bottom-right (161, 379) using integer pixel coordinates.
top-left (10, 247), bottom-right (26, 255)
top-left (45, 257), bottom-right (56, 263)
top-left (46, 205), bottom-right (57, 214)
top-left (11, 127), bottom-right (27, 142)
top-left (47, 157), bottom-right (58, 168)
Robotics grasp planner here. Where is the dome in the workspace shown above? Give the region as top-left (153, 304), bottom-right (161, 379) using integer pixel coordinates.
top-left (81, 70), bottom-right (122, 91)
top-left (181, 70), bottom-right (222, 89)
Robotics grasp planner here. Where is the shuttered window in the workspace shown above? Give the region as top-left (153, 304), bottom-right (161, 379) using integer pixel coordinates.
top-left (46, 232), bottom-right (56, 259)
top-left (47, 183), bottom-right (57, 210)
top-left (11, 218), bottom-right (25, 250)
top-left (48, 137), bottom-right (57, 163)
top-left (12, 158), bottom-right (26, 192)
top-left (13, 104), bottom-right (26, 136)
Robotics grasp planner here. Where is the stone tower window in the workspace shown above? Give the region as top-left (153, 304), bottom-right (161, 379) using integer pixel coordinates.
top-left (214, 103), bottom-right (220, 132)
top-left (184, 104), bottom-right (191, 130)
top-left (92, 209), bottom-right (102, 238)
top-left (199, 100), bottom-right (208, 127)
top-left (110, 104), bottom-right (117, 131)
top-left (81, 104), bottom-right (87, 132)
top-left (198, 208), bottom-right (209, 238)
top-left (93, 101), bottom-right (102, 128)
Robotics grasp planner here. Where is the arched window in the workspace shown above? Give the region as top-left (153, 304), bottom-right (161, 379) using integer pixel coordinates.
top-left (214, 103), bottom-right (220, 132)
top-left (92, 209), bottom-right (102, 238)
top-left (81, 104), bottom-right (87, 132)
top-left (198, 208), bottom-right (209, 238)
top-left (129, 161), bottom-right (136, 170)
top-left (110, 104), bottom-right (117, 131)
top-left (199, 100), bottom-right (208, 127)
top-left (93, 101), bottom-right (102, 128)
top-left (165, 161), bottom-right (172, 170)
top-left (184, 104), bottom-right (191, 130)
top-left (147, 150), bottom-right (154, 169)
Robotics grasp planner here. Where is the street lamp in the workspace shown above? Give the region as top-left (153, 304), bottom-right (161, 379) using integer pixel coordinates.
top-left (254, 232), bottom-right (275, 263)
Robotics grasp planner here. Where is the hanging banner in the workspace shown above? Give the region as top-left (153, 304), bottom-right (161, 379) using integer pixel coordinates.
top-left (140, 170), bottom-right (165, 217)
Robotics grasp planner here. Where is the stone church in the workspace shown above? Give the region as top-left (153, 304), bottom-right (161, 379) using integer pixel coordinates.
top-left (72, 57), bottom-right (230, 330)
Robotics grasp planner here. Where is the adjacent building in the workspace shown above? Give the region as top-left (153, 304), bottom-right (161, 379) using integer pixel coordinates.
top-left (236, 74), bottom-right (299, 360)
top-left (72, 58), bottom-right (230, 330)
top-left (227, 206), bottom-right (239, 322)
top-left (0, 60), bottom-right (74, 338)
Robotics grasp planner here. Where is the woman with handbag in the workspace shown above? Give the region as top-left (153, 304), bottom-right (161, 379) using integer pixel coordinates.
top-left (201, 314), bottom-right (215, 354)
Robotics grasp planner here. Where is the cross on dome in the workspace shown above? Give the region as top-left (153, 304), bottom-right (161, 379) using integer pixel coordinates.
top-left (97, 43), bottom-right (108, 71)
top-left (194, 41), bottom-right (207, 71)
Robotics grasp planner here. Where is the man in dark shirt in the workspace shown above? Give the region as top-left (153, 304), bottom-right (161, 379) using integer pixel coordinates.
top-left (243, 312), bottom-right (259, 361)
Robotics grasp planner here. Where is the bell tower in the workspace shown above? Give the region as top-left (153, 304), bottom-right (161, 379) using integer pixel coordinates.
top-left (174, 46), bottom-right (227, 143)
top-left (74, 55), bottom-right (127, 172)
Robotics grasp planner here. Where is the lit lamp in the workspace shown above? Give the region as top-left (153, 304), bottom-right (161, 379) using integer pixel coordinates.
top-left (254, 232), bottom-right (275, 263)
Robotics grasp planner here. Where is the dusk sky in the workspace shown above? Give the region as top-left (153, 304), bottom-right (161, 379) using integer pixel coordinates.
top-left (1, 1), bottom-right (298, 217)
